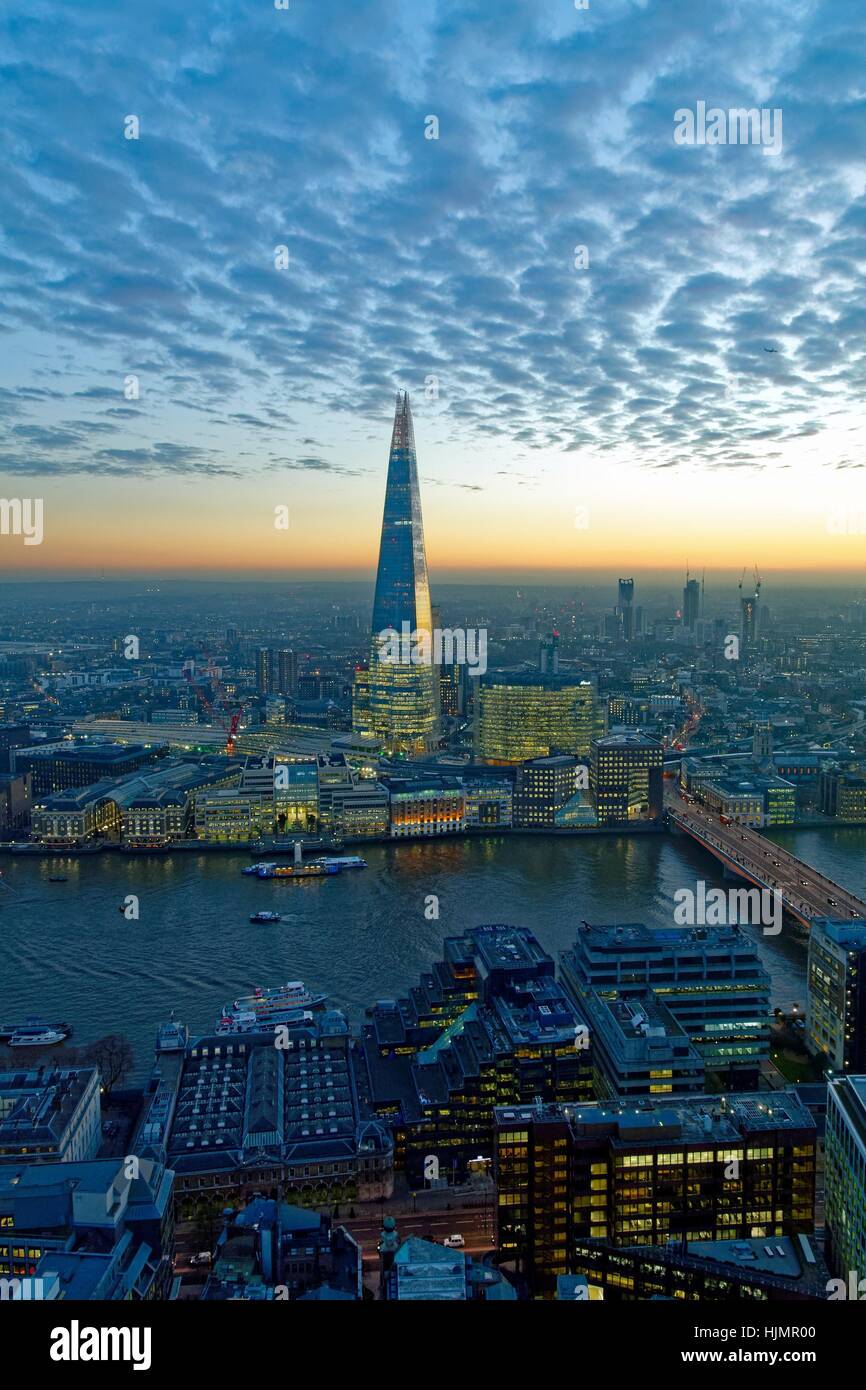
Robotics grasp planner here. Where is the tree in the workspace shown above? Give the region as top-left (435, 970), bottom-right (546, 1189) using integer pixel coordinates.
top-left (81, 1033), bottom-right (134, 1100)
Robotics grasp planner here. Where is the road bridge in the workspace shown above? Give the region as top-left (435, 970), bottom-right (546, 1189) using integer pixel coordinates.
top-left (666, 789), bottom-right (866, 930)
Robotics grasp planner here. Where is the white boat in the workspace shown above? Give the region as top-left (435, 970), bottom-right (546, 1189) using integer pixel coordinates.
top-left (217, 980), bottom-right (326, 1032)
top-left (314, 855), bottom-right (367, 870)
top-left (8, 1027), bottom-right (66, 1046)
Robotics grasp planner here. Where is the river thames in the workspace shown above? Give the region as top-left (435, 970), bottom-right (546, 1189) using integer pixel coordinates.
top-left (1, 826), bottom-right (864, 1078)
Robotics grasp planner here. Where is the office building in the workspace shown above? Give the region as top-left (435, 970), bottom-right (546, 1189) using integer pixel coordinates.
top-left (819, 766), bottom-right (866, 822)
top-left (495, 1090), bottom-right (816, 1295)
top-left (698, 774), bottom-right (795, 827)
top-left (31, 780), bottom-right (125, 846)
top-left (0, 1066), bottom-right (101, 1165)
top-left (0, 1156), bottom-right (174, 1301)
top-left (590, 732), bottom-right (663, 825)
top-left (360, 925), bottom-right (593, 1186)
top-left (463, 778), bottom-right (513, 829)
top-left (387, 776), bottom-right (465, 837)
top-left (143, 1012), bottom-right (394, 1209)
top-left (576, 988), bottom-right (705, 1098)
top-left (475, 672), bottom-right (597, 764)
top-left (824, 1076), bottom-right (866, 1282)
top-left (514, 755), bottom-right (590, 828)
top-left (539, 631), bottom-right (560, 675)
top-left (0, 771), bottom-right (31, 835)
top-left (17, 741), bottom-right (164, 796)
top-left (561, 922), bottom-right (770, 1088)
top-left (0, 723), bottom-right (31, 773)
top-left (807, 920), bottom-right (866, 1073)
top-left (353, 393), bottom-right (438, 755)
top-left (568, 1232), bottom-right (829, 1302)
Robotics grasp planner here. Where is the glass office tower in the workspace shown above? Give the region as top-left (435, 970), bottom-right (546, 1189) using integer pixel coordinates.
top-left (354, 392), bottom-right (438, 755)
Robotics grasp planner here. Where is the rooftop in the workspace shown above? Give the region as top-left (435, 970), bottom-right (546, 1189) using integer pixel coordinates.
top-left (495, 1089), bottom-right (815, 1144)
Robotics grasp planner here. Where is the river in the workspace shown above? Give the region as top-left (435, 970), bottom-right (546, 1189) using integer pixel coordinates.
top-left (2, 826), bottom-right (864, 1078)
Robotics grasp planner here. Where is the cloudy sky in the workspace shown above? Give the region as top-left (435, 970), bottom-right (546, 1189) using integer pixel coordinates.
top-left (1, 0), bottom-right (865, 579)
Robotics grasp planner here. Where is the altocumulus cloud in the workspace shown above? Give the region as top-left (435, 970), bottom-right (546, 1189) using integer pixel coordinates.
top-left (0, 0), bottom-right (864, 478)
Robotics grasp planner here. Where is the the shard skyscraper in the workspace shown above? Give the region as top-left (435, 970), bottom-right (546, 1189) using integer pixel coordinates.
top-left (353, 392), bottom-right (439, 755)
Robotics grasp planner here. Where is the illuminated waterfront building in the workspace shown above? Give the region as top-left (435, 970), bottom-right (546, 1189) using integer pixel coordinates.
top-left (353, 393), bottom-right (438, 756)
top-left (819, 766), bottom-right (866, 822)
top-left (514, 755), bottom-right (592, 828)
top-left (590, 732), bottom-right (663, 824)
top-left (462, 778), bottom-right (513, 829)
top-left (387, 775), bottom-right (465, 837)
top-left (474, 672), bottom-right (597, 764)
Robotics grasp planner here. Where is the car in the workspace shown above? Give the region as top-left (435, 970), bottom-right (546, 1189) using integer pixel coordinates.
top-left (189, 1251), bottom-right (213, 1267)
top-left (443, 1233), bottom-right (465, 1249)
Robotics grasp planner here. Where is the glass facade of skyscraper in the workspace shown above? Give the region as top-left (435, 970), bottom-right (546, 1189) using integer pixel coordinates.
top-left (474, 672), bottom-right (597, 764)
top-left (353, 393), bottom-right (438, 755)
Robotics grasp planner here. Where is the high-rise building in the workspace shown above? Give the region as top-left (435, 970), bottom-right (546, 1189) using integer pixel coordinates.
top-left (806, 920), bottom-right (866, 1073)
top-left (617, 578), bottom-right (635, 642)
top-left (683, 576), bottom-right (701, 631)
top-left (590, 732), bottom-right (663, 824)
top-left (256, 647), bottom-right (273, 696)
top-left (824, 1076), bottom-right (866, 1281)
top-left (495, 1090), bottom-right (816, 1295)
top-left (276, 649), bottom-right (297, 697)
top-left (539, 631), bottom-right (560, 675)
top-left (353, 393), bottom-right (438, 755)
top-left (475, 672), bottom-right (597, 763)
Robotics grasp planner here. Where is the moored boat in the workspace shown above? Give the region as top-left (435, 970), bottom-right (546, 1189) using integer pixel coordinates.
top-left (0, 1017), bottom-right (72, 1043)
top-left (217, 980), bottom-right (326, 1032)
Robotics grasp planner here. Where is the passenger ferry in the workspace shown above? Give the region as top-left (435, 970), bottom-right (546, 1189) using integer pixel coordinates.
top-left (262, 861), bottom-right (335, 878)
top-left (254, 856), bottom-right (366, 879)
top-left (218, 981), bottom-right (327, 1032)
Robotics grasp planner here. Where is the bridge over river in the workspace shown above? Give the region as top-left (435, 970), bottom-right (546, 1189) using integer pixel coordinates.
top-left (665, 789), bottom-right (866, 930)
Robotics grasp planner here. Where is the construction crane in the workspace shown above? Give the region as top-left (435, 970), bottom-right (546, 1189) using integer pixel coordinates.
top-left (183, 656), bottom-right (244, 756)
